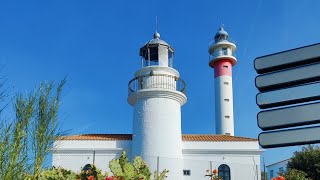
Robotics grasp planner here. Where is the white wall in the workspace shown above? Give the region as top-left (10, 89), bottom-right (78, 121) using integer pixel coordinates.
top-left (52, 140), bottom-right (131, 172)
top-left (215, 75), bottom-right (234, 136)
top-left (267, 159), bottom-right (290, 180)
top-left (182, 141), bottom-right (262, 180)
top-left (52, 139), bottom-right (262, 180)
top-left (182, 154), bottom-right (261, 180)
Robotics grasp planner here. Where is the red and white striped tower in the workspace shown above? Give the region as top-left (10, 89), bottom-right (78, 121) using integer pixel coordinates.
top-left (208, 25), bottom-right (237, 136)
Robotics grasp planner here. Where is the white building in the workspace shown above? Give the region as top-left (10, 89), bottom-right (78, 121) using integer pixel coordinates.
top-left (266, 159), bottom-right (290, 180)
top-left (52, 26), bottom-right (263, 180)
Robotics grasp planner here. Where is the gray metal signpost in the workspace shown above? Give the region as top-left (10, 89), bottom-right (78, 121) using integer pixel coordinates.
top-left (254, 43), bottom-right (320, 148)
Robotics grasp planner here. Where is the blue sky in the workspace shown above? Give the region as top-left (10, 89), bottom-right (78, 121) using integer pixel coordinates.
top-left (0, 0), bottom-right (319, 166)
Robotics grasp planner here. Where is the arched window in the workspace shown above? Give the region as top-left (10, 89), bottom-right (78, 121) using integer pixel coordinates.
top-left (218, 164), bottom-right (230, 180)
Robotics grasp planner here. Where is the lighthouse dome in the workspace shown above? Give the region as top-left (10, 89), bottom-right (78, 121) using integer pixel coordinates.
top-left (215, 27), bottom-right (228, 37)
top-left (144, 32), bottom-right (169, 46)
top-left (214, 25), bottom-right (229, 43)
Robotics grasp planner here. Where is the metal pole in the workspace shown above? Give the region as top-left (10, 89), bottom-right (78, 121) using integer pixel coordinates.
top-left (263, 157), bottom-right (266, 180)
top-left (157, 156), bottom-right (160, 175)
top-left (256, 165), bottom-right (259, 180)
top-left (93, 151), bottom-right (95, 165)
top-left (210, 161), bottom-right (213, 175)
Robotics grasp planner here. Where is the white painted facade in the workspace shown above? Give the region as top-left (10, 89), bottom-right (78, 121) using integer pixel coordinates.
top-left (52, 138), bottom-right (263, 179)
top-left (52, 140), bottom-right (131, 172)
top-left (214, 75), bottom-right (234, 135)
top-left (266, 159), bottom-right (290, 180)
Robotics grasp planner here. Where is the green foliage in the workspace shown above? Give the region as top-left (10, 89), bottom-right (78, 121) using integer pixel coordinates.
top-left (39, 166), bottom-right (77, 180)
top-left (205, 169), bottom-right (220, 180)
top-left (0, 94), bottom-right (35, 179)
top-left (33, 79), bottom-right (67, 179)
top-left (109, 151), bottom-right (168, 180)
top-left (109, 159), bottom-right (124, 177)
top-left (284, 169), bottom-right (311, 180)
top-left (287, 145), bottom-right (320, 180)
top-left (261, 172), bottom-right (268, 180)
top-left (0, 79), bottom-right (66, 179)
top-left (78, 164), bottom-right (108, 180)
top-left (154, 169), bottom-right (169, 180)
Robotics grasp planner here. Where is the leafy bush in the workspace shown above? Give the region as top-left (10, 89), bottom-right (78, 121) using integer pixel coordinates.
top-left (287, 145), bottom-right (320, 180)
top-left (284, 169), bottom-right (311, 180)
top-left (39, 166), bottom-right (77, 180)
top-left (77, 164), bottom-right (108, 180)
top-left (108, 151), bottom-right (168, 180)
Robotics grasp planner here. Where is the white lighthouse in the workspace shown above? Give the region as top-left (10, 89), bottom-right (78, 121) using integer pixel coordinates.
top-left (53, 27), bottom-right (263, 180)
top-left (128, 31), bottom-right (187, 179)
top-left (209, 25), bottom-right (237, 136)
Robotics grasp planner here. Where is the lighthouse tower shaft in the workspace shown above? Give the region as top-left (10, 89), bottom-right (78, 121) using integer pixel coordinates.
top-left (128, 32), bottom-right (187, 179)
top-left (209, 26), bottom-right (237, 136)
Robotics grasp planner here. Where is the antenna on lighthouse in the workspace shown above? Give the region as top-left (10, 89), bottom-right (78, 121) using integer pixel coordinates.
top-left (156, 16), bottom-right (158, 33)
top-left (154, 16), bottom-right (160, 39)
top-left (217, 17), bottom-right (222, 28)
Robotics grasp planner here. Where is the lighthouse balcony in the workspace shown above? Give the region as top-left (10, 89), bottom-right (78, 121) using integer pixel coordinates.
top-left (209, 49), bottom-right (237, 67)
top-left (208, 39), bottom-right (236, 52)
top-left (128, 73), bottom-right (186, 96)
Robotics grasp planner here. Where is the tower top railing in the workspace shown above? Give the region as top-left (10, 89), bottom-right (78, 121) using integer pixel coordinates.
top-left (208, 38), bottom-right (236, 49)
top-left (128, 73), bottom-right (186, 96)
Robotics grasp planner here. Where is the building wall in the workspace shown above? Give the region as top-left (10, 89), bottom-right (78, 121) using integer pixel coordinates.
top-left (182, 141), bottom-right (262, 180)
top-left (182, 154), bottom-right (261, 180)
top-left (267, 159), bottom-right (290, 180)
top-left (52, 140), bottom-right (263, 180)
top-left (52, 140), bottom-right (131, 172)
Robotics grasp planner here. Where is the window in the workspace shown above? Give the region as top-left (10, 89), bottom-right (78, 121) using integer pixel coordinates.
top-left (223, 65), bottom-right (228, 68)
top-left (224, 82), bottom-right (229, 85)
top-left (225, 116), bottom-right (230, 119)
top-left (222, 48), bottom-right (228, 55)
top-left (224, 99), bottom-right (229, 102)
top-left (183, 170), bottom-right (191, 176)
top-left (168, 51), bottom-right (174, 67)
top-left (141, 47), bottom-right (159, 67)
top-left (279, 167), bottom-right (284, 174)
top-left (218, 164), bottom-right (230, 180)
top-left (270, 170), bottom-right (274, 178)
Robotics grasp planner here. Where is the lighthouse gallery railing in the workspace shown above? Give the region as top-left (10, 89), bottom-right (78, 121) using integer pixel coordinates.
top-left (128, 73), bottom-right (186, 96)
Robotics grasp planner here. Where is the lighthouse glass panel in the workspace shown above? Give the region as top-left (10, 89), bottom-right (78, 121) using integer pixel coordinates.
top-left (222, 47), bottom-right (228, 55)
top-left (141, 47), bottom-right (159, 67)
top-left (218, 164), bottom-right (230, 180)
top-left (158, 46), bottom-right (169, 67)
top-left (232, 49), bottom-right (236, 57)
top-left (168, 51), bottom-right (173, 67)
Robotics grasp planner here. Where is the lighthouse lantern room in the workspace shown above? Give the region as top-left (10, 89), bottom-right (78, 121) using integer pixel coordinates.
top-left (139, 32), bottom-right (174, 68)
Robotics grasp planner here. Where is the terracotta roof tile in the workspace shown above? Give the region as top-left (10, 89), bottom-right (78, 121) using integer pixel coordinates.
top-left (182, 134), bottom-right (257, 142)
top-left (60, 134), bottom-right (132, 141)
top-left (59, 134), bottom-right (257, 142)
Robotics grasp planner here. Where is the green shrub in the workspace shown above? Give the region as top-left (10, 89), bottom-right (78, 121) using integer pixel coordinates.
top-left (109, 151), bottom-right (168, 180)
top-left (39, 166), bottom-right (77, 180)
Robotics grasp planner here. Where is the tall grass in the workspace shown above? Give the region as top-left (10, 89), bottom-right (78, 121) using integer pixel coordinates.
top-left (0, 79), bottom-right (66, 179)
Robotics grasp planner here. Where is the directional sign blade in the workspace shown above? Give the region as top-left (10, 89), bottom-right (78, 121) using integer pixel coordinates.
top-left (258, 102), bottom-right (320, 130)
top-left (259, 126), bottom-right (320, 148)
top-left (256, 82), bottom-right (320, 109)
top-left (254, 43), bottom-right (320, 74)
top-left (256, 63), bottom-right (320, 92)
